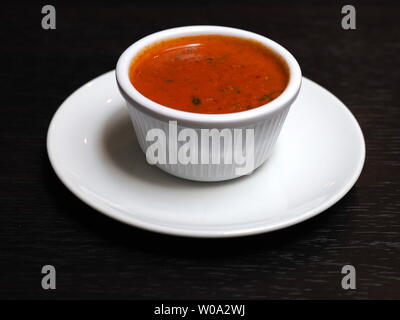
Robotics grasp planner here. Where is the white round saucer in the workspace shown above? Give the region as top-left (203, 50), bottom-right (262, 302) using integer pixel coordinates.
top-left (47, 71), bottom-right (365, 238)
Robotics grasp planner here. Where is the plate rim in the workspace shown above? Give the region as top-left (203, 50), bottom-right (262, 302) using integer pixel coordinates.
top-left (47, 70), bottom-right (366, 238)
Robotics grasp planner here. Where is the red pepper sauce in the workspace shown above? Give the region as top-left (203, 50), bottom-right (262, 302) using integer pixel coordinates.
top-left (130, 35), bottom-right (289, 114)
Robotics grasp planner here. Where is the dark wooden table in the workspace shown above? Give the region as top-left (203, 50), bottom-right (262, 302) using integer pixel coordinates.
top-left (1, 1), bottom-right (399, 299)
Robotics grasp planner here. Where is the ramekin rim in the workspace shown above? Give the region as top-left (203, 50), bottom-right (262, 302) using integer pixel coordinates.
top-left (116, 25), bottom-right (302, 126)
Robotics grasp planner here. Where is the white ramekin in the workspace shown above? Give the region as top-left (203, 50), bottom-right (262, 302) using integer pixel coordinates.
top-left (116, 25), bottom-right (302, 181)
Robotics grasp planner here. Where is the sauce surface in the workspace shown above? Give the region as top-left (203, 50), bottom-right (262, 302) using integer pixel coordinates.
top-left (130, 35), bottom-right (289, 114)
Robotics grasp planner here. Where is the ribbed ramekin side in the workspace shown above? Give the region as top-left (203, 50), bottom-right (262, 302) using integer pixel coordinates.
top-left (126, 103), bottom-right (290, 182)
